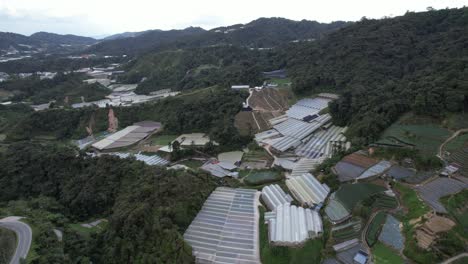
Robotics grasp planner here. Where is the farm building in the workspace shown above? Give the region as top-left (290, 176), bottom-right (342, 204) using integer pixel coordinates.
top-left (289, 158), bottom-right (325, 177)
top-left (92, 121), bottom-right (161, 151)
top-left (324, 193), bottom-right (351, 224)
top-left (261, 184), bottom-right (294, 211)
top-left (173, 133), bottom-right (217, 147)
top-left (262, 69), bottom-right (287, 79)
top-left (264, 204), bottom-right (323, 246)
top-left (386, 165), bottom-right (415, 180)
top-left (295, 126), bottom-right (348, 159)
top-left (231, 85), bottom-right (250, 89)
top-left (183, 187), bottom-right (261, 264)
top-left (417, 177), bottom-right (468, 213)
top-left (106, 152), bottom-right (169, 166)
top-left (286, 173), bottom-right (330, 207)
top-left (333, 152), bottom-right (387, 182)
top-left (201, 160), bottom-right (239, 178)
top-left (218, 151), bottom-right (244, 168)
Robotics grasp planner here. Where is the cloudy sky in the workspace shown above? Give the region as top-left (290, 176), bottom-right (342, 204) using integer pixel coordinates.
top-left (0, 0), bottom-right (466, 37)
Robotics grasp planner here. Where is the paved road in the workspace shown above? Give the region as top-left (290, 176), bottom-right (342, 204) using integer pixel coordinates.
top-left (440, 252), bottom-right (468, 264)
top-left (0, 217), bottom-right (32, 264)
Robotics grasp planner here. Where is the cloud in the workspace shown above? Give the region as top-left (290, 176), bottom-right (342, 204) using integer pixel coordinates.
top-left (0, 0), bottom-right (466, 36)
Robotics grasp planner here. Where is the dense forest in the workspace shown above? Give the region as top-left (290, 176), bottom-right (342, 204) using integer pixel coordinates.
top-left (0, 142), bottom-right (219, 263)
top-left (0, 72), bottom-right (110, 104)
top-left (119, 46), bottom-right (284, 94)
top-left (5, 88), bottom-right (250, 148)
top-left (87, 18), bottom-right (350, 55)
top-left (287, 8), bottom-right (468, 143)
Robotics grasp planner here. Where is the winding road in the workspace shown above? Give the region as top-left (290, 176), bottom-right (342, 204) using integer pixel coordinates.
top-left (0, 217), bottom-right (32, 264)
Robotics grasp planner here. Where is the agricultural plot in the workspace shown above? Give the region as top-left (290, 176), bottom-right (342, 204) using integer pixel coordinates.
top-left (417, 177), bottom-right (468, 213)
top-left (249, 89), bottom-right (288, 112)
top-left (372, 242), bottom-right (404, 264)
top-left (371, 194), bottom-right (398, 210)
top-left (378, 215), bottom-right (404, 251)
top-left (377, 114), bottom-right (451, 157)
top-left (366, 212), bottom-right (386, 246)
top-left (332, 219), bottom-right (362, 243)
top-left (244, 170), bottom-right (283, 186)
top-left (335, 183), bottom-right (387, 211)
top-left (441, 190), bottom-right (468, 235)
top-left (402, 170), bottom-right (434, 184)
top-left (394, 182), bottom-right (429, 220)
top-left (448, 147), bottom-right (468, 176)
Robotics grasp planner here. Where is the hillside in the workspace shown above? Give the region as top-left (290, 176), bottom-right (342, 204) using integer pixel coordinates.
top-left (86, 18), bottom-right (350, 55)
top-left (0, 31), bottom-right (97, 55)
top-left (287, 8), bottom-right (468, 142)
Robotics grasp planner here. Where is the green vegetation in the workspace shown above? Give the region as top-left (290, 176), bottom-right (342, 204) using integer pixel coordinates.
top-left (335, 183), bottom-right (386, 211)
top-left (244, 169), bottom-right (283, 186)
top-left (0, 104), bottom-right (33, 134)
top-left (445, 133), bottom-right (468, 153)
top-left (393, 183), bottom-right (429, 220)
top-left (372, 242), bottom-right (405, 264)
top-left (177, 159), bottom-right (204, 169)
top-left (441, 190), bottom-right (468, 238)
top-left (288, 8), bottom-right (468, 143)
top-left (377, 113), bottom-right (451, 157)
top-left (7, 89), bottom-right (251, 149)
top-left (366, 212), bottom-right (387, 246)
top-left (331, 220), bottom-right (362, 243)
top-left (0, 73), bottom-right (110, 104)
top-left (259, 206), bottom-right (323, 264)
top-left (453, 257), bottom-right (468, 264)
top-left (150, 134), bottom-right (178, 145)
top-left (268, 78), bottom-right (291, 87)
top-left (0, 142), bottom-right (220, 263)
top-left (0, 227), bottom-right (16, 264)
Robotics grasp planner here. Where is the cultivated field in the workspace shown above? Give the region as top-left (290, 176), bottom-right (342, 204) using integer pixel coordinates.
top-left (335, 183), bottom-right (387, 211)
top-left (244, 170), bottom-right (283, 186)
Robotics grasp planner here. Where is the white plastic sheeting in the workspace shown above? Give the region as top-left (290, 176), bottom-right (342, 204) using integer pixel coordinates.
top-left (273, 118), bottom-right (321, 140)
top-left (261, 184), bottom-right (294, 210)
top-left (290, 158), bottom-right (325, 178)
top-left (271, 136), bottom-right (302, 152)
top-left (265, 205), bottom-right (323, 246)
top-left (286, 173), bottom-right (330, 206)
top-left (183, 187), bottom-right (261, 264)
top-left (295, 126), bottom-right (348, 159)
top-left (108, 152), bottom-right (169, 166)
top-left (357, 160), bottom-right (392, 180)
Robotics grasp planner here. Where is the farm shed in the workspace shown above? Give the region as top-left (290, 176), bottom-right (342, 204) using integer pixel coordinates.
top-left (261, 184), bottom-right (294, 210)
top-left (273, 118), bottom-right (322, 140)
top-left (386, 165), bottom-right (415, 179)
top-left (106, 152), bottom-right (169, 166)
top-left (264, 204), bottom-right (323, 246)
top-left (417, 177), bottom-right (468, 213)
top-left (201, 162), bottom-right (238, 178)
top-left (183, 187), bottom-right (261, 264)
top-left (271, 136), bottom-right (302, 152)
top-left (333, 239), bottom-right (369, 264)
top-left (92, 121), bottom-right (161, 151)
top-left (286, 173), bottom-right (330, 207)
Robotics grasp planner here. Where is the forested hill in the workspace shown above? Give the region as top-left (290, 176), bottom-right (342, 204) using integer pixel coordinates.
top-left (287, 7), bottom-right (468, 143)
top-left (86, 18), bottom-right (350, 55)
top-left (0, 31), bottom-right (97, 53)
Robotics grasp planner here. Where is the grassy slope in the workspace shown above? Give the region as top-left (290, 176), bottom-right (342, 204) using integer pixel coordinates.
top-left (372, 242), bottom-right (405, 264)
top-left (441, 190), bottom-right (468, 239)
top-left (0, 227), bottom-right (16, 264)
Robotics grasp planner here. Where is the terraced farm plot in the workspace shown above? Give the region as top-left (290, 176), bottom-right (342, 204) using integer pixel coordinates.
top-left (448, 147), bottom-right (468, 176)
top-left (332, 219), bottom-right (362, 243)
top-left (366, 212), bottom-right (386, 246)
top-left (372, 242), bottom-right (404, 264)
top-left (371, 194), bottom-right (398, 210)
top-left (335, 183), bottom-right (387, 211)
top-left (249, 89), bottom-right (288, 112)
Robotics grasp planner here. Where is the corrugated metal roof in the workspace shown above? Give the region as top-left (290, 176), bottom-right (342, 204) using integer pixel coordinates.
top-left (201, 162), bottom-right (237, 178)
top-left (286, 173), bottom-right (330, 206)
top-left (183, 187), bottom-right (261, 264)
top-left (92, 122), bottom-right (160, 150)
top-left (270, 136), bottom-right (302, 152)
top-left (295, 98), bottom-right (331, 110)
top-left (266, 204), bottom-right (323, 246)
top-left (286, 105), bottom-right (320, 121)
top-left (290, 158), bottom-right (325, 178)
top-left (261, 184), bottom-right (294, 210)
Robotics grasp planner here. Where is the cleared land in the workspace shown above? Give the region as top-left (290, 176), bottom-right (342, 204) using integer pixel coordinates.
top-left (372, 242), bottom-right (404, 264)
top-left (0, 227), bottom-right (16, 264)
top-left (335, 183), bottom-right (386, 211)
